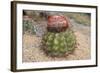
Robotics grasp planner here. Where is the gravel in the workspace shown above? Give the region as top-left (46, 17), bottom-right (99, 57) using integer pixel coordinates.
top-left (22, 19), bottom-right (91, 62)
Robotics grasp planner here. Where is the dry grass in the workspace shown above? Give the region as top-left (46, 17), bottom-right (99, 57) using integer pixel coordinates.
top-left (24, 10), bottom-right (91, 26)
top-left (63, 12), bottom-right (91, 26)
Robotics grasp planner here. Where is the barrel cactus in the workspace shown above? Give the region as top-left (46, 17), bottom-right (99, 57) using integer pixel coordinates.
top-left (42, 15), bottom-right (76, 57)
top-left (42, 29), bottom-right (76, 57)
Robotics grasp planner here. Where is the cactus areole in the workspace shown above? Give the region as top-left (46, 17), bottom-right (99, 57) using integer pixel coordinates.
top-left (47, 15), bottom-right (69, 32)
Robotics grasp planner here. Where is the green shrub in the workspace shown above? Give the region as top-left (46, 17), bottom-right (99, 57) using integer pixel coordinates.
top-left (23, 20), bottom-right (35, 34)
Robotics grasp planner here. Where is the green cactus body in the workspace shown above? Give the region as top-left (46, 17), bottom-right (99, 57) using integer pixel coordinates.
top-left (42, 29), bottom-right (76, 57)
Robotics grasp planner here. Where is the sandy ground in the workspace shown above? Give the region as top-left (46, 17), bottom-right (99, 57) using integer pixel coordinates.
top-left (22, 19), bottom-right (91, 62)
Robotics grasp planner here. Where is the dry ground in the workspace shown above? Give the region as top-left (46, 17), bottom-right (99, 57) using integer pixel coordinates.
top-left (22, 19), bottom-right (91, 62)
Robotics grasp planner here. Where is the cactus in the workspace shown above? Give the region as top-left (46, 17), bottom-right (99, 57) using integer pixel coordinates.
top-left (42, 29), bottom-right (76, 57)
